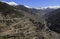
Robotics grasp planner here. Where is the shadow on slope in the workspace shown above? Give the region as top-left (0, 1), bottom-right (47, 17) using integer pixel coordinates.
top-left (45, 9), bottom-right (60, 33)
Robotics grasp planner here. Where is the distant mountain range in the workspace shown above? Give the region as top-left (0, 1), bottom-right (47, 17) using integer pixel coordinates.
top-left (4, 1), bottom-right (60, 18)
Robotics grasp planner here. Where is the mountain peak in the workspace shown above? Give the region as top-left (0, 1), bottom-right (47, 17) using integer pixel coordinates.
top-left (5, 1), bottom-right (32, 8)
top-left (37, 6), bottom-right (60, 9)
top-left (6, 1), bottom-right (18, 6)
top-left (24, 5), bottom-right (32, 8)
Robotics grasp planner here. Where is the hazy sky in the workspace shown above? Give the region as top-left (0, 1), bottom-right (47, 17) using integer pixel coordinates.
top-left (3, 0), bottom-right (60, 8)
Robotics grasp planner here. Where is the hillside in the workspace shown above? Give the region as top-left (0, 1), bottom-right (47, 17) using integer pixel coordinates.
top-left (45, 9), bottom-right (60, 33)
top-left (0, 2), bottom-right (44, 39)
top-left (0, 2), bottom-right (60, 39)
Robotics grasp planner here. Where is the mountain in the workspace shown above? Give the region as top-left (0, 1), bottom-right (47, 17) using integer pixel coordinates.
top-left (0, 1), bottom-right (60, 39)
top-left (0, 2), bottom-right (44, 39)
top-left (35, 6), bottom-right (60, 16)
top-left (15, 5), bottom-right (30, 13)
top-left (14, 5), bottom-right (56, 21)
top-left (45, 8), bottom-right (60, 33)
top-left (6, 1), bottom-right (60, 15)
top-left (37, 6), bottom-right (60, 9)
top-left (7, 2), bottom-right (57, 17)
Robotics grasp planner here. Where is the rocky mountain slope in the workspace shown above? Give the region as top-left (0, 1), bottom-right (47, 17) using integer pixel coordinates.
top-left (45, 8), bottom-right (60, 33)
top-left (0, 1), bottom-right (60, 39)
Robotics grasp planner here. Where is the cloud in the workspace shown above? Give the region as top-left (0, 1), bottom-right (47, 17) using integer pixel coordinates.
top-left (6, 1), bottom-right (18, 6)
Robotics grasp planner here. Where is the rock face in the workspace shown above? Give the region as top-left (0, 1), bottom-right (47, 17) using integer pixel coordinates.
top-left (0, 1), bottom-right (60, 39)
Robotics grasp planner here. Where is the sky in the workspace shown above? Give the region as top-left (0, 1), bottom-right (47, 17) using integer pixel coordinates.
top-left (2, 0), bottom-right (60, 8)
